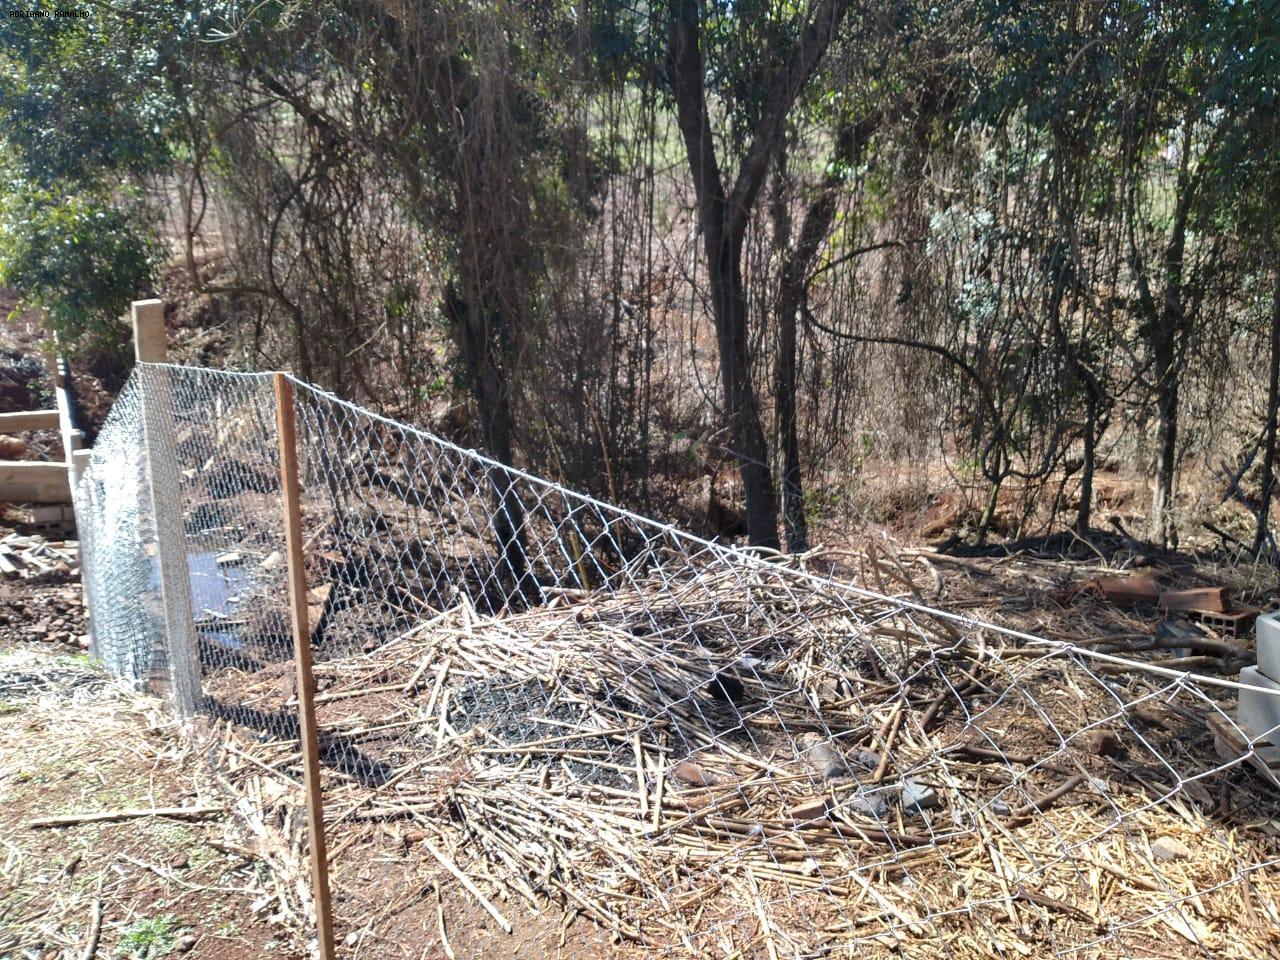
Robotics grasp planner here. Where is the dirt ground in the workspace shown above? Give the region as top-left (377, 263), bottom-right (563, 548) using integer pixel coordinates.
top-left (0, 634), bottom-right (306, 960)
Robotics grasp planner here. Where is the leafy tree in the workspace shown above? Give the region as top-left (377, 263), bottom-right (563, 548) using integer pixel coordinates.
top-left (664, 0), bottom-right (853, 549)
top-left (0, 187), bottom-right (160, 348)
top-left (0, 6), bottom-right (177, 349)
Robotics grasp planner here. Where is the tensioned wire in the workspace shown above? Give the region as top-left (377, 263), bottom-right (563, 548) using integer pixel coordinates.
top-left (115, 360), bottom-right (1279, 704)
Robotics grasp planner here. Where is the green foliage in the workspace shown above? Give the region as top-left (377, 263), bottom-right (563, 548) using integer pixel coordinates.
top-left (0, 186), bottom-right (160, 349)
top-left (116, 913), bottom-right (184, 958)
top-left (0, 4), bottom-right (176, 349)
top-left (0, 6), bottom-right (178, 186)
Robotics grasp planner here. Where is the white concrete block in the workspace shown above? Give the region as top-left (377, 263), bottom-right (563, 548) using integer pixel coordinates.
top-left (1238, 665), bottom-right (1280, 750)
top-left (1256, 611), bottom-right (1280, 682)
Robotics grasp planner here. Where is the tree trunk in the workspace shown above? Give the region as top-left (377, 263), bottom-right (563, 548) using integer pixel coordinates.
top-left (1138, 117), bottom-right (1202, 551)
top-left (1256, 249), bottom-right (1280, 556)
top-left (667, 0), bottom-right (850, 551)
top-left (775, 278), bottom-right (807, 552)
top-left (1076, 392), bottom-right (1097, 533)
top-left (1150, 199), bottom-right (1189, 551)
top-left (1151, 333), bottom-right (1179, 549)
top-left (770, 143), bottom-right (807, 552)
top-left (443, 284), bottom-right (530, 603)
top-left (972, 476), bottom-right (1003, 547)
top-left (708, 239), bottom-right (780, 549)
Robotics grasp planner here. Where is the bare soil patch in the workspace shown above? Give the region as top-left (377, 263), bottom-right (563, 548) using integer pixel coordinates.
top-left (0, 643), bottom-right (305, 960)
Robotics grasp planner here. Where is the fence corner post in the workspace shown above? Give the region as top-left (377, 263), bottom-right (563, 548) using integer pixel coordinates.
top-left (133, 299), bottom-right (201, 715)
top-left (70, 447), bottom-right (91, 490)
top-left (132, 298), bottom-right (168, 363)
top-left (273, 372), bottom-right (337, 960)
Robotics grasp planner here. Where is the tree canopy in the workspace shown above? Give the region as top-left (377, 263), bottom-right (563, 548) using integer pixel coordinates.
top-left (3, 0), bottom-right (1278, 552)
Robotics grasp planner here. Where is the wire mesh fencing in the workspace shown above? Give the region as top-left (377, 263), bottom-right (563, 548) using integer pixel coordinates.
top-left (76, 361), bottom-right (1280, 959)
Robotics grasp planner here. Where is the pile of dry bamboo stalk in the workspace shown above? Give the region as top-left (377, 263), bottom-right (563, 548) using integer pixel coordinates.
top-left (202, 552), bottom-right (1280, 959)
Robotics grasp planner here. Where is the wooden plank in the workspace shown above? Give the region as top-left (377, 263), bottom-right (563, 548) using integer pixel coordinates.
top-left (0, 410), bottom-right (59, 432)
top-left (0, 460), bottom-right (71, 504)
top-left (71, 449), bottom-right (91, 490)
top-left (53, 356), bottom-right (81, 472)
top-left (273, 372), bottom-right (336, 960)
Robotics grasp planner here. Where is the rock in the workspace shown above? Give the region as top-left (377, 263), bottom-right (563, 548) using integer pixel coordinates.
top-left (76, 634), bottom-right (90, 650)
top-left (175, 934), bottom-right (198, 953)
top-left (787, 797), bottom-right (829, 824)
top-left (670, 760), bottom-right (716, 787)
top-left (1151, 836), bottom-right (1191, 862)
top-left (842, 787), bottom-right (888, 819)
top-left (852, 749), bottom-right (882, 770)
top-left (804, 740), bottom-right (847, 780)
top-left (901, 778), bottom-right (939, 813)
top-left (260, 551), bottom-right (284, 570)
top-left (1089, 729), bottom-right (1124, 758)
top-left (0, 436), bottom-right (28, 459)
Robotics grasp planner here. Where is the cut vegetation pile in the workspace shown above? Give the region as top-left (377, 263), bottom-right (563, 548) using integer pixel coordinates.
top-left (202, 548), bottom-right (1280, 960)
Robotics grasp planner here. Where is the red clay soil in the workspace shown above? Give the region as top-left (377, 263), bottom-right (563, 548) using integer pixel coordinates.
top-left (0, 636), bottom-right (306, 959)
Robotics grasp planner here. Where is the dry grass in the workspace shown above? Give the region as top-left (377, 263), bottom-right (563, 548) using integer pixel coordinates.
top-left (0, 645), bottom-right (304, 959)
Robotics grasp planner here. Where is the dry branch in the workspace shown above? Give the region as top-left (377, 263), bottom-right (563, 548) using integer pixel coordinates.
top-left (28, 806), bottom-right (224, 829)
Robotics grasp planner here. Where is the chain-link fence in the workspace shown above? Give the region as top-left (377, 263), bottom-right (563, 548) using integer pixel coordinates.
top-left (75, 361), bottom-right (1280, 959)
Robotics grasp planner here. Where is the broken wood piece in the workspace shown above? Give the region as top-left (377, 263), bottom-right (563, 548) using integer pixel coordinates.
top-left (29, 805), bottom-right (224, 829)
top-left (422, 838), bottom-right (512, 934)
top-left (79, 878), bottom-right (104, 960)
top-left (1007, 775), bottom-right (1087, 822)
top-left (1207, 712), bottom-right (1280, 788)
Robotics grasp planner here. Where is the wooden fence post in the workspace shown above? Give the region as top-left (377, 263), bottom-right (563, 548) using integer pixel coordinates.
top-left (71, 448), bottom-right (94, 654)
top-left (273, 372), bottom-right (337, 960)
top-left (70, 448), bottom-right (91, 490)
top-left (133, 299), bottom-right (202, 716)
